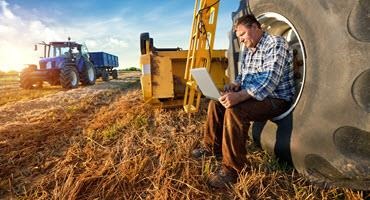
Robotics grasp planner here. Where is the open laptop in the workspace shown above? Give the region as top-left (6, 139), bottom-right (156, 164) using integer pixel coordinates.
top-left (190, 68), bottom-right (221, 101)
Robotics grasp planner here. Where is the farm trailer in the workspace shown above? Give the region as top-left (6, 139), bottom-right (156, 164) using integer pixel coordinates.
top-left (89, 52), bottom-right (119, 81)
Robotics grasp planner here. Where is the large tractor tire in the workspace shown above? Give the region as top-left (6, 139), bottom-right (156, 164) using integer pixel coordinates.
top-left (101, 69), bottom-right (110, 82)
top-left (20, 68), bottom-right (34, 89)
top-left (47, 69), bottom-right (61, 86)
top-left (140, 32), bottom-right (153, 55)
top-left (48, 79), bottom-right (60, 86)
top-left (112, 69), bottom-right (118, 79)
top-left (248, 0), bottom-right (370, 190)
top-left (80, 61), bottom-right (96, 85)
top-left (20, 65), bottom-right (42, 89)
top-left (60, 65), bottom-right (80, 89)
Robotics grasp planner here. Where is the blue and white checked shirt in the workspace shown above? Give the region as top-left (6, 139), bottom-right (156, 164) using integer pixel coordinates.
top-left (235, 32), bottom-right (295, 101)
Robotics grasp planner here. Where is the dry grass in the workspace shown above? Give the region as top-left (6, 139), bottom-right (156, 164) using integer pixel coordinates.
top-left (0, 86), bottom-right (63, 106)
top-left (0, 76), bottom-right (368, 199)
top-left (0, 74), bottom-right (63, 106)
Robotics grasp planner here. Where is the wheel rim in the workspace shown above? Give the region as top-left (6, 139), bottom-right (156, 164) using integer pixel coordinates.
top-left (71, 71), bottom-right (78, 86)
top-left (257, 12), bottom-right (306, 120)
top-left (87, 66), bottom-right (95, 81)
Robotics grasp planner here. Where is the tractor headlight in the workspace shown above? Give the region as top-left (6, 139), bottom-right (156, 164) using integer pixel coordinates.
top-left (46, 61), bottom-right (52, 69)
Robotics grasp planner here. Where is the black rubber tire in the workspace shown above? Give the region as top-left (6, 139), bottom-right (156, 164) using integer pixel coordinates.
top-left (33, 81), bottom-right (43, 89)
top-left (227, 0), bottom-right (248, 82)
top-left (48, 78), bottom-right (60, 86)
top-left (47, 69), bottom-right (61, 86)
top-left (20, 70), bottom-right (33, 89)
top-left (60, 65), bottom-right (80, 89)
top-left (140, 32), bottom-right (153, 55)
top-left (112, 69), bottom-right (118, 79)
top-left (101, 69), bottom-right (110, 82)
top-left (80, 61), bottom-right (96, 85)
top-left (20, 67), bottom-right (36, 89)
top-left (27, 64), bottom-right (37, 71)
top-left (249, 0), bottom-right (370, 190)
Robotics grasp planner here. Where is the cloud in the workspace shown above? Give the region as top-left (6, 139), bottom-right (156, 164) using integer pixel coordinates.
top-left (0, 0), bottom-right (143, 71)
top-left (0, 0), bottom-right (233, 72)
top-left (1, 0), bottom-right (15, 19)
top-left (0, 0), bottom-right (63, 71)
top-left (0, 0), bottom-right (191, 71)
top-left (85, 40), bottom-right (98, 49)
top-left (108, 38), bottom-right (128, 48)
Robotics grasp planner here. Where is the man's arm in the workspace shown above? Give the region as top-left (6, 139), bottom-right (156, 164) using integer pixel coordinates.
top-left (219, 89), bottom-right (251, 108)
top-left (224, 82), bottom-right (241, 92)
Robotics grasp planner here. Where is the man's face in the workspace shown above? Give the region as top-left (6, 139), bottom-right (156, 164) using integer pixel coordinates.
top-left (235, 23), bottom-right (261, 48)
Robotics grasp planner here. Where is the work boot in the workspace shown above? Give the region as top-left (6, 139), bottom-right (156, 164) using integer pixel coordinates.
top-left (192, 147), bottom-right (222, 160)
top-left (208, 168), bottom-right (238, 189)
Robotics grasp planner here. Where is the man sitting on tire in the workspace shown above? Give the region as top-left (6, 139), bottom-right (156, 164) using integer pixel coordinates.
top-left (192, 14), bottom-right (295, 188)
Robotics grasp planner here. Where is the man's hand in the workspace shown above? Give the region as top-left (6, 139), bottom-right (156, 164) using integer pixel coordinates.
top-left (223, 82), bottom-right (241, 92)
top-left (219, 90), bottom-right (251, 108)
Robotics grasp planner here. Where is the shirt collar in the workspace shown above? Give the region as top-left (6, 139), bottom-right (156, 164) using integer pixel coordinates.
top-left (246, 32), bottom-right (267, 54)
top-left (255, 32), bottom-right (268, 49)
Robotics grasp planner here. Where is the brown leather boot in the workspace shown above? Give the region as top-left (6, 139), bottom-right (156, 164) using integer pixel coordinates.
top-left (208, 168), bottom-right (238, 188)
top-left (192, 147), bottom-right (222, 160)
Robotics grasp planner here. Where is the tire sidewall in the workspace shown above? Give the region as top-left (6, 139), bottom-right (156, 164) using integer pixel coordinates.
top-left (20, 68), bottom-right (34, 89)
top-left (251, 0), bottom-right (319, 122)
top-left (102, 69), bottom-right (109, 82)
top-left (81, 62), bottom-right (96, 85)
top-left (112, 69), bottom-right (118, 79)
top-left (60, 65), bottom-right (80, 89)
top-left (249, 0), bottom-right (369, 188)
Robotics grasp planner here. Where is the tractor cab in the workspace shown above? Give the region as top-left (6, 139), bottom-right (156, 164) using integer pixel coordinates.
top-left (46, 41), bottom-right (80, 58)
top-left (36, 39), bottom-right (90, 70)
top-left (46, 41), bottom-right (90, 58)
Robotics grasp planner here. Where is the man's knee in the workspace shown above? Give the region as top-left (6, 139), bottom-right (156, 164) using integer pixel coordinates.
top-left (224, 107), bottom-right (238, 116)
top-left (209, 99), bottom-right (223, 108)
top-left (224, 107), bottom-right (245, 124)
top-left (208, 100), bottom-right (224, 113)
top-left (208, 100), bottom-right (218, 109)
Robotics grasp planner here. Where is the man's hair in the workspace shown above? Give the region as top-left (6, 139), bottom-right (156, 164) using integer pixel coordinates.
top-left (234, 14), bottom-right (261, 29)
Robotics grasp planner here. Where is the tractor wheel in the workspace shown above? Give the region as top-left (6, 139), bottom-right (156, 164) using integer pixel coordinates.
top-left (48, 79), bottom-right (60, 86)
top-left (249, 0), bottom-right (370, 190)
top-left (112, 69), bottom-right (118, 79)
top-left (34, 81), bottom-right (43, 88)
top-left (60, 65), bottom-right (80, 89)
top-left (20, 67), bottom-right (41, 89)
top-left (101, 69), bottom-right (110, 82)
top-left (27, 64), bottom-right (37, 71)
top-left (80, 61), bottom-right (96, 85)
top-left (140, 32), bottom-right (152, 55)
top-left (20, 69), bottom-right (33, 89)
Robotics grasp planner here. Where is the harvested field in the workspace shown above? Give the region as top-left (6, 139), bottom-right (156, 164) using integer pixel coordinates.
top-left (0, 71), bottom-right (368, 199)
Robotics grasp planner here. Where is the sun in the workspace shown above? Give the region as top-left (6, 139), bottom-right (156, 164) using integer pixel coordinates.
top-left (0, 46), bottom-right (39, 72)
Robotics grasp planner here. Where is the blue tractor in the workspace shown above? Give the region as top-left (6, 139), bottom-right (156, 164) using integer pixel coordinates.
top-left (20, 38), bottom-right (96, 89)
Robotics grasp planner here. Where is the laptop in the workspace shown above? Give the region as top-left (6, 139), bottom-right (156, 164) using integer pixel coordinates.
top-left (190, 68), bottom-right (221, 101)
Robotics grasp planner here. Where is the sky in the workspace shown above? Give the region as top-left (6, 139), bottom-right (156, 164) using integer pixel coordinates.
top-left (0, 0), bottom-right (238, 71)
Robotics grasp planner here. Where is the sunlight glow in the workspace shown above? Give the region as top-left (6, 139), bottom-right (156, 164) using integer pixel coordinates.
top-left (0, 45), bottom-right (39, 72)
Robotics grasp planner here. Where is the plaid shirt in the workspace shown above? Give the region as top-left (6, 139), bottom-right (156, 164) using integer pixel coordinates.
top-left (235, 32), bottom-right (295, 101)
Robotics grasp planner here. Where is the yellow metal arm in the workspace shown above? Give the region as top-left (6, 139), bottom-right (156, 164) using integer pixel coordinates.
top-left (183, 0), bottom-right (220, 113)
